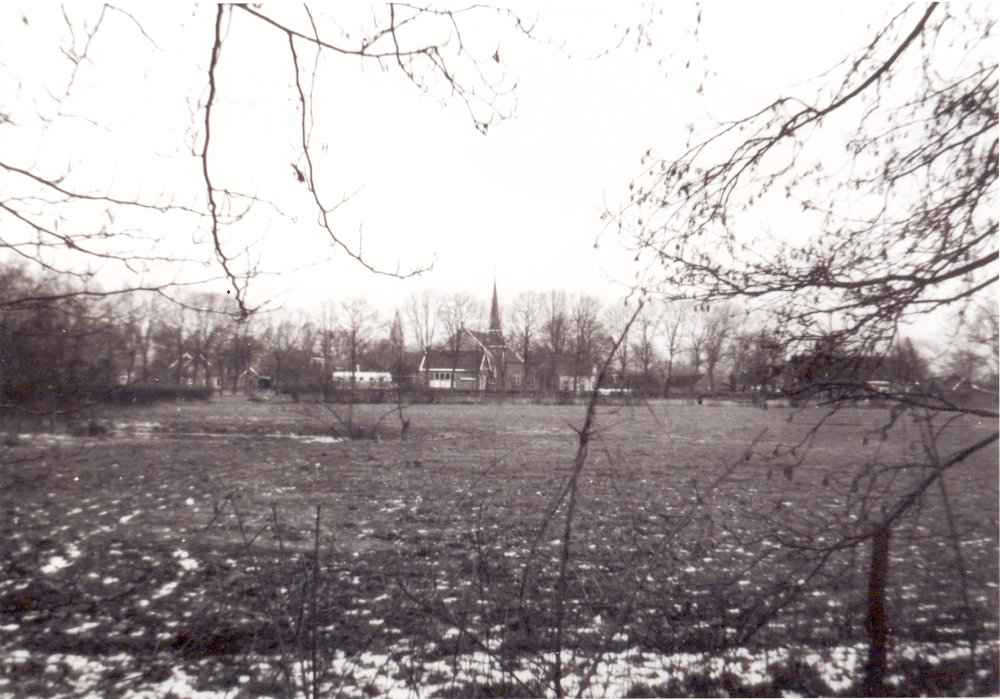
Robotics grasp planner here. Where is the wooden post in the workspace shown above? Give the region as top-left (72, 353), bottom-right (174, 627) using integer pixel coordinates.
top-left (862, 526), bottom-right (891, 696)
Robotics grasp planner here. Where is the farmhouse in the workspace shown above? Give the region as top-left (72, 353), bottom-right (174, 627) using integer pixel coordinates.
top-left (419, 350), bottom-right (483, 390)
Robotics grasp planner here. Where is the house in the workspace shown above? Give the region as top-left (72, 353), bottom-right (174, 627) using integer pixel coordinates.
top-left (237, 367), bottom-right (271, 394)
top-left (165, 352), bottom-right (220, 388)
top-left (549, 355), bottom-right (598, 394)
top-left (419, 349), bottom-right (484, 391)
top-left (928, 375), bottom-right (999, 409)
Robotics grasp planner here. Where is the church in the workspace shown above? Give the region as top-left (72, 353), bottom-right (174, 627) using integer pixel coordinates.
top-left (418, 282), bottom-right (530, 392)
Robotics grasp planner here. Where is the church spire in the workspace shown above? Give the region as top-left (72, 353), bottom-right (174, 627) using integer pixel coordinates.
top-left (488, 278), bottom-right (502, 339)
top-left (486, 277), bottom-right (503, 347)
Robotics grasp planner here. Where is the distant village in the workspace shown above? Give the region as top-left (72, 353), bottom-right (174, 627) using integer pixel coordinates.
top-left (1, 268), bottom-right (997, 407)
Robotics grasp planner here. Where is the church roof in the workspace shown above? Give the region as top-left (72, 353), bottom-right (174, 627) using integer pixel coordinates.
top-left (468, 330), bottom-right (492, 349)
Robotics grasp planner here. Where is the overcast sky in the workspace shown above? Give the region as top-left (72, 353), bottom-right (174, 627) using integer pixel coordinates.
top-left (5, 3), bottom-right (942, 328)
top-left (236, 3), bottom-right (892, 313)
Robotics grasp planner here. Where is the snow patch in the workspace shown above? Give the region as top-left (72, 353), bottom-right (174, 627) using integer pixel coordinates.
top-left (41, 556), bottom-right (71, 574)
top-left (153, 582), bottom-right (179, 599)
top-left (173, 550), bottom-right (199, 571)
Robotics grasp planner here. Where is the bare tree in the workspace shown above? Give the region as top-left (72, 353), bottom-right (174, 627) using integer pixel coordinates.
top-left (186, 292), bottom-right (231, 390)
top-left (970, 302), bottom-right (1000, 379)
top-left (541, 290), bottom-right (569, 389)
top-left (339, 297), bottom-right (379, 389)
top-left (686, 312), bottom-right (707, 381)
top-left (702, 303), bottom-right (734, 395)
top-left (629, 301), bottom-right (662, 390)
top-left (154, 303), bottom-right (191, 386)
top-left (542, 291), bottom-right (569, 356)
top-left (568, 294), bottom-right (603, 394)
top-left (264, 312), bottom-right (308, 392)
top-left (439, 292), bottom-right (480, 389)
top-left (121, 292), bottom-right (162, 385)
top-left (227, 317), bottom-right (262, 392)
top-left (726, 319), bottom-right (785, 396)
top-left (439, 292), bottom-right (480, 351)
top-left (949, 300), bottom-right (1000, 385)
top-left (313, 299), bottom-right (339, 400)
top-left (388, 309), bottom-right (406, 382)
top-left (509, 290), bottom-right (542, 369)
top-left (1, 6), bottom-right (535, 314)
top-left (603, 302), bottom-right (635, 384)
top-left (405, 290), bottom-right (439, 389)
top-left (405, 290), bottom-right (439, 355)
top-left (615, 5), bottom-right (996, 358)
top-left (660, 300), bottom-right (687, 398)
top-left (438, 291), bottom-right (482, 388)
top-left (611, 4), bottom-right (998, 692)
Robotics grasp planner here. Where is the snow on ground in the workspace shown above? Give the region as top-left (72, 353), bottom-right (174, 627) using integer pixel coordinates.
top-left (40, 556), bottom-right (72, 574)
top-left (3, 640), bottom-right (994, 699)
top-left (173, 549), bottom-right (199, 571)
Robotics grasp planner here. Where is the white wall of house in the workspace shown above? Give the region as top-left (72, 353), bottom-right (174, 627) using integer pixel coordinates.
top-left (332, 371), bottom-right (394, 386)
top-left (558, 375), bottom-right (596, 392)
top-left (428, 371), bottom-right (455, 389)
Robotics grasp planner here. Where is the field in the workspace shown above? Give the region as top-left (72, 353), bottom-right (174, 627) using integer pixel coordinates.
top-left (2, 396), bottom-right (997, 697)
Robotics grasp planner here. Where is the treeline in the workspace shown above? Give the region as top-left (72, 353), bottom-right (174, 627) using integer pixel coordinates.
top-left (2, 265), bottom-right (997, 405)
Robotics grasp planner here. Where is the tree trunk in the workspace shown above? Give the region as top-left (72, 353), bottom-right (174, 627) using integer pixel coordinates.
top-left (862, 526), bottom-right (891, 697)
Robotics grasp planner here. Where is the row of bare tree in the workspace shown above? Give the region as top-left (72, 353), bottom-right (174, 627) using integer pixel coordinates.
top-left (4, 263), bottom-right (996, 405)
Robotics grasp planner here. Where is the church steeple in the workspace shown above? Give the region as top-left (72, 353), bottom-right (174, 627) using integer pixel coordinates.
top-left (488, 278), bottom-right (502, 344)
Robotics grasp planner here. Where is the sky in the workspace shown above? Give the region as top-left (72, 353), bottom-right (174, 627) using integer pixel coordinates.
top-left (1, 3), bottom-right (968, 342)
top-left (211, 2), bottom-right (893, 311)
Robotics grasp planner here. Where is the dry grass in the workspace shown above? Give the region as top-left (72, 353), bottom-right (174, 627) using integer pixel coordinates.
top-left (1, 396), bottom-right (997, 696)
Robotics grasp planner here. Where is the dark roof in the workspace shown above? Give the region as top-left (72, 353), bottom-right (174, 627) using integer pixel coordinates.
top-left (422, 350), bottom-right (482, 373)
top-left (547, 355), bottom-right (595, 377)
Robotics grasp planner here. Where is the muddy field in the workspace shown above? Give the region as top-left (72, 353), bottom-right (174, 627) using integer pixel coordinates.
top-left (2, 396), bottom-right (997, 697)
